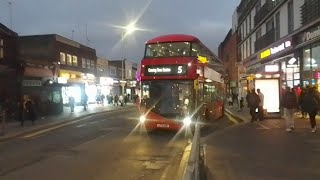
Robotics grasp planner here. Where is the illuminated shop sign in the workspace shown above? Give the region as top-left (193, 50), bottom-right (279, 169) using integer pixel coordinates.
top-left (286, 57), bottom-right (298, 68)
top-left (265, 64), bottom-right (279, 72)
top-left (260, 41), bottom-right (292, 59)
top-left (22, 80), bottom-right (42, 87)
top-left (303, 26), bottom-right (320, 42)
top-left (145, 65), bottom-right (187, 76)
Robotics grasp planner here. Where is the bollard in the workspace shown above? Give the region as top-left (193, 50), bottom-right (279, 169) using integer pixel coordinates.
top-left (1, 111), bottom-right (5, 136)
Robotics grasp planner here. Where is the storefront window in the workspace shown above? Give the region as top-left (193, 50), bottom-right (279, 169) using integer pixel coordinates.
top-left (303, 48), bottom-right (311, 71)
top-left (312, 44), bottom-right (320, 67)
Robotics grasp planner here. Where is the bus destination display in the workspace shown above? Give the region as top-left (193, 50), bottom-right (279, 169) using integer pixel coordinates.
top-left (145, 65), bottom-right (187, 76)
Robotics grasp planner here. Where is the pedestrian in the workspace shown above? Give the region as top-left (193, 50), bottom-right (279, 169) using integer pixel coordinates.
top-left (299, 86), bottom-right (308, 118)
top-left (228, 96), bottom-right (233, 107)
top-left (247, 89), bottom-right (260, 123)
top-left (114, 94), bottom-right (119, 106)
top-left (124, 94), bottom-right (128, 106)
top-left (82, 93), bottom-right (88, 110)
top-left (282, 87), bottom-right (298, 132)
top-left (301, 87), bottom-right (319, 133)
top-left (119, 94), bottom-right (124, 106)
top-left (22, 95), bottom-right (36, 126)
top-left (68, 96), bottom-right (75, 113)
top-left (239, 97), bottom-right (244, 112)
top-left (257, 89), bottom-right (264, 121)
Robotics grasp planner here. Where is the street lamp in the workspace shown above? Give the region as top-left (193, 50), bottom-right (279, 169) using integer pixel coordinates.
top-left (120, 22), bottom-right (138, 95)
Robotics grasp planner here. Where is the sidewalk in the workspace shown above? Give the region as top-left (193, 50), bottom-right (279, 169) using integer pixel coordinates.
top-left (0, 103), bottom-right (137, 141)
top-left (205, 106), bottom-right (320, 179)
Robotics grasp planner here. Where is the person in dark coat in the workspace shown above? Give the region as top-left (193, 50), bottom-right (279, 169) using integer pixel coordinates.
top-left (301, 87), bottom-right (319, 133)
top-left (247, 89), bottom-right (260, 123)
top-left (282, 87), bottom-right (298, 132)
top-left (299, 87), bottom-right (308, 118)
top-left (22, 95), bottom-right (36, 126)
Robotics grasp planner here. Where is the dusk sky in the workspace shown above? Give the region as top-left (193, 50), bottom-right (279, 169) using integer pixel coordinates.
top-left (0, 0), bottom-right (239, 62)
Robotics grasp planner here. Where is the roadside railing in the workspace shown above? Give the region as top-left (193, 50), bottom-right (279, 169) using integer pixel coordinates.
top-left (183, 123), bottom-right (201, 180)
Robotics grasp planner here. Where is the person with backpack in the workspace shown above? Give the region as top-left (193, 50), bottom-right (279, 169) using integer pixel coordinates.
top-left (301, 87), bottom-right (320, 133)
top-left (248, 89), bottom-right (260, 123)
top-left (282, 87), bottom-right (298, 132)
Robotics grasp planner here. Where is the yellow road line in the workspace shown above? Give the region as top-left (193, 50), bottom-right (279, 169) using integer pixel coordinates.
top-left (225, 112), bottom-right (239, 124)
top-left (22, 119), bottom-right (84, 139)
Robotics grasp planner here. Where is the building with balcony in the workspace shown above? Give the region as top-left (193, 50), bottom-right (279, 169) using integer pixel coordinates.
top-left (234, 0), bottom-right (320, 113)
top-left (18, 34), bottom-right (97, 113)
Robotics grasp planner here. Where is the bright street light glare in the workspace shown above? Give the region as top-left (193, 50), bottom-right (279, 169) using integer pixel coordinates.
top-left (125, 23), bottom-right (138, 35)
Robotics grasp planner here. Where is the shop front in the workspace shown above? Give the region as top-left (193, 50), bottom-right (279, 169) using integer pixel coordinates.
top-left (22, 67), bottom-right (63, 115)
top-left (295, 23), bottom-right (320, 90)
top-left (243, 38), bottom-right (295, 114)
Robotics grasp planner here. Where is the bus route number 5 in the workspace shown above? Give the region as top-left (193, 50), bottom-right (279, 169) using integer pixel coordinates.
top-left (177, 66), bottom-right (183, 74)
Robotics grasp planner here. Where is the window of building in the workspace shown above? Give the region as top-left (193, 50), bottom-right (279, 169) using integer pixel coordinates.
top-left (256, 28), bottom-right (262, 40)
top-left (72, 55), bottom-right (78, 66)
top-left (243, 42), bottom-right (247, 59)
top-left (241, 45), bottom-right (244, 60)
top-left (243, 23), bottom-right (246, 38)
top-left (248, 13), bottom-right (252, 32)
top-left (60, 52), bottom-right (66, 64)
top-left (238, 27), bottom-right (242, 41)
top-left (0, 47), bottom-right (3, 59)
top-left (255, 0), bottom-right (261, 13)
top-left (110, 66), bottom-right (116, 76)
top-left (67, 54), bottom-right (72, 65)
top-left (0, 39), bottom-right (3, 59)
top-left (86, 59), bottom-right (91, 69)
top-left (82, 58), bottom-right (86, 68)
top-left (248, 37), bottom-right (252, 56)
top-left (275, 12), bottom-right (280, 40)
top-left (90, 60), bottom-right (95, 69)
top-left (266, 17), bottom-right (274, 32)
top-left (288, 0), bottom-right (294, 33)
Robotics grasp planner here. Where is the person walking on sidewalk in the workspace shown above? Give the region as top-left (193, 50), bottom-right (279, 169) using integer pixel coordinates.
top-left (282, 87), bottom-right (298, 132)
top-left (257, 89), bottom-right (264, 121)
top-left (248, 89), bottom-right (260, 123)
top-left (301, 87), bottom-right (320, 133)
top-left (299, 86), bottom-right (308, 118)
top-left (228, 96), bottom-right (233, 107)
top-left (68, 96), bottom-right (75, 113)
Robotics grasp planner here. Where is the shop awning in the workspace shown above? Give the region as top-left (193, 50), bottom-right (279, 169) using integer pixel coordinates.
top-left (24, 67), bottom-right (53, 77)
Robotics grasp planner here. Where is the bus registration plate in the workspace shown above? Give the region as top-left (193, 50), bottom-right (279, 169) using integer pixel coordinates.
top-left (157, 124), bottom-right (169, 128)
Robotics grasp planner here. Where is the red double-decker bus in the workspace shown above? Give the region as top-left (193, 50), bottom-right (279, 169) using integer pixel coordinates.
top-left (139, 34), bottom-right (224, 131)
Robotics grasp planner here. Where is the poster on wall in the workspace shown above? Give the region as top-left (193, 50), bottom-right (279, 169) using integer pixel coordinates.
top-left (255, 79), bottom-right (280, 113)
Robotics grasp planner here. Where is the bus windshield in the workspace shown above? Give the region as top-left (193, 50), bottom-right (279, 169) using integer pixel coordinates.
top-left (141, 80), bottom-right (193, 119)
top-left (145, 42), bottom-right (192, 58)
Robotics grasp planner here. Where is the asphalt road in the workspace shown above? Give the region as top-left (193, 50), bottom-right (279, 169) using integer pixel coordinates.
top-left (0, 108), bottom-right (193, 180)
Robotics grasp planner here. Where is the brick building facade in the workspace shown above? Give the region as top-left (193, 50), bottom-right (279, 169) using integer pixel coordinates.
top-left (219, 29), bottom-right (239, 95)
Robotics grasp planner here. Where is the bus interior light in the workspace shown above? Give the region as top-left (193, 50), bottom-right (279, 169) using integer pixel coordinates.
top-left (183, 117), bottom-right (192, 126)
top-left (140, 115), bottom-right (146, 123)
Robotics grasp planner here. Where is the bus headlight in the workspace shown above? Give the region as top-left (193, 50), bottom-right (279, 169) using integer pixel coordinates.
top-left (183, 117), bottom-right (192, 126)
top-left (139, 115), bottom-right (146, 123)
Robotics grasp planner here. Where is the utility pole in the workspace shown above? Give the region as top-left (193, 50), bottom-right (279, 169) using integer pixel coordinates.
top-left (71, 30), bottom-right (75, 40)
top-left (8, 1), bottom-right (12, 29)
top-left (85, 24), bottom-right (90, 46)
